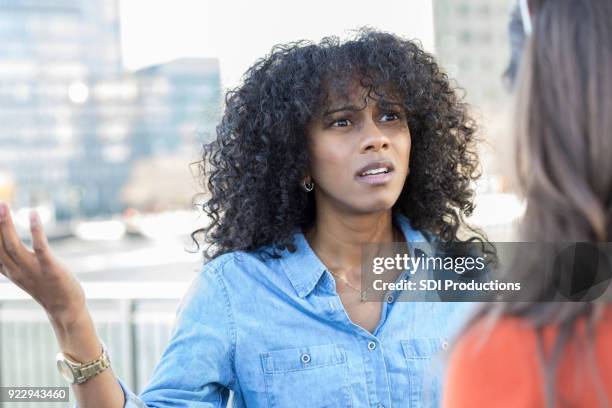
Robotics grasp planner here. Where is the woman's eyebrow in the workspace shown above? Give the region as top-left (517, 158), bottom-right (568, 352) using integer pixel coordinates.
top-left (377, 100), bottom-right (403, 108)
top-left (322, 100), bottom-right (402, 116)
top-left (322, 105), bottom-right (362, 116)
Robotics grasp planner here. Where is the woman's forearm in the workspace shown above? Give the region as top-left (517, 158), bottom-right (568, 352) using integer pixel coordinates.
top-left (0, 204), bottom-right (129, 408)
top-left (49, 310), bottom-right (126, 408)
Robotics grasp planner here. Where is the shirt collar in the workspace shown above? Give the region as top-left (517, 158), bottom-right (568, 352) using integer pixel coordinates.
top-left (279, 211), bottom-right (435, 298)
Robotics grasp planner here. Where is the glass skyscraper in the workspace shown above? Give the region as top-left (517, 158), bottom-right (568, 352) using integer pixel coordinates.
top-left (0, 0), bottom-right (221, 219)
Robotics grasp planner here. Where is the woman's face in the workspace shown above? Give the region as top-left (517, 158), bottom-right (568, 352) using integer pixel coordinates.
top-left (306, 85), bottom-right (411, 215)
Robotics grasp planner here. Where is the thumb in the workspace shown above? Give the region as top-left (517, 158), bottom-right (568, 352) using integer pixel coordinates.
top-left (29, 210), bottom-right (53, 267)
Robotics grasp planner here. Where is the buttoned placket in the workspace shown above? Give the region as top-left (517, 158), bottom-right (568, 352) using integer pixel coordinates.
top-left (317, 270), bottom-right (398, 408)
top-left (303, 223), bottom-right (431, 408)
top-left (367, 268), bottom-right (414, 408)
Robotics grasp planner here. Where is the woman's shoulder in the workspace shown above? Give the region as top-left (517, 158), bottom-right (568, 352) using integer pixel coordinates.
top-left (443, 315), bottom-right (544, 407)
top-left (177, 249), bottom-right (280, 319)
top-left (455, 307), bottom-right (612, 349)
top-left (196, 244), bottom-right (290, 293)
top-left (201, 245), bottom-right (281, 273)
top-left (449, 307), bottom-right (612, 373)
top-left (444, 306), bottom-right (612, 407)
top-left (449, 314), bottom-right (541, 370)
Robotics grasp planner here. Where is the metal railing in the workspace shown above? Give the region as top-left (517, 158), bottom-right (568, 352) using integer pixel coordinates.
top-left (0, 282), bottom-right (190, 408)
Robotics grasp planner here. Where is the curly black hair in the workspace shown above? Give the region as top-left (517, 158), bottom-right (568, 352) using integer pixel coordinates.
top-left (190, 28), bottom-right (486, 261)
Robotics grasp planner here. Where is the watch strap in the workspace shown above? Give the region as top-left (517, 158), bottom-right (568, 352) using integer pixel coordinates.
top-left (63, 341), bottom-right (112, 385)
top-left (74, 346), bottom-right (111, 384)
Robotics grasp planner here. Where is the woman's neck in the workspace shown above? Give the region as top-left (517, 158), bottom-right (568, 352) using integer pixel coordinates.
top-left (303, 210), bottom-right (404, 281)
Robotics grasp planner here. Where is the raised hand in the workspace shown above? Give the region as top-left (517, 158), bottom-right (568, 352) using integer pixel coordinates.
top-left (0, 202), bottom-right (86, 326)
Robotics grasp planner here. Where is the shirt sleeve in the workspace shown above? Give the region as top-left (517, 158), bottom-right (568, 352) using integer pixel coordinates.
top-left (74, 262), bottom-right (237, 408)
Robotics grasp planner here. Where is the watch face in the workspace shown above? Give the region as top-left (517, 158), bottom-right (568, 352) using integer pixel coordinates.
top-left (56, 360), bottom-right (75, 383)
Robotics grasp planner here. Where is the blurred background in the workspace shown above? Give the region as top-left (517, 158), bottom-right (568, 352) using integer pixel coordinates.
top-left (0, 0), bottom-right (525, 406)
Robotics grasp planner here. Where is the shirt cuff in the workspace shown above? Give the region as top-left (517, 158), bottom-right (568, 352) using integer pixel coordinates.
top-left (116, 376), bottom-right (148, 408)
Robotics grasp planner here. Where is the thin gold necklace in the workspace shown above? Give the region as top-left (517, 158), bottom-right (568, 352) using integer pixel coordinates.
top-left (329, 226), bottom-right (403, 302)
top-left (328, 269), bottom-right (368, 301)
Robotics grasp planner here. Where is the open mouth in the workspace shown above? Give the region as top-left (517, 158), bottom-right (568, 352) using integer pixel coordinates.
top-left (356, 166), bottom-right (394, 184)
top-left (358, 167), bottom-right (392, 177)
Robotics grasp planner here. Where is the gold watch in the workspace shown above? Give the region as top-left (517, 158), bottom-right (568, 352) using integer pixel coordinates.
top-left (56, 341), bottom-right (111, 385)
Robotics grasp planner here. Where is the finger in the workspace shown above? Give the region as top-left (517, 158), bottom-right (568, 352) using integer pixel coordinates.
top-left (0, 202), bottom-right (37, 271)
top-left (0, 204), bottom-right (20, 273)
top-left (0, 239), bottom-right (19, 274)
top-left (0, 240), bottom-right (20, 280)
top-left (29, 210), bottom-right (54, 268)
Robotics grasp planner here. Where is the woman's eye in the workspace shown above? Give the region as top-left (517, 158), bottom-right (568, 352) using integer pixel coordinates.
top-left (331, 118), bottom-right (351, 127)
top-left (381, 113), bottom-right (400, 122)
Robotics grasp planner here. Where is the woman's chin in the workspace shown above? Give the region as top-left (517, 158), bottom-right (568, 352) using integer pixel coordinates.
top-left (350, 198), bottom-right (398, 215)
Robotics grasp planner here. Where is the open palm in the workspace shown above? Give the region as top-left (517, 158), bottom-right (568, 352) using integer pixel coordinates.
top-left (0, 202), bottom-right (86, 324)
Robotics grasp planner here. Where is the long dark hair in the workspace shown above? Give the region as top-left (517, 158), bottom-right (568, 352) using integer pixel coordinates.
top-left (189, 28), bottom-right (486, 261)
top-left (465, 0), bottom-right (612, 406)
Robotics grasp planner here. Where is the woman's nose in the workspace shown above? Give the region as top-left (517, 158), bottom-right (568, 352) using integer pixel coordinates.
top-left (359, 119), bottom-right (390, 152)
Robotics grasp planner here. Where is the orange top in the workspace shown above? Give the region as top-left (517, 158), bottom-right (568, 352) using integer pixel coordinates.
top-left (443, 306), bottom-right (612, 408)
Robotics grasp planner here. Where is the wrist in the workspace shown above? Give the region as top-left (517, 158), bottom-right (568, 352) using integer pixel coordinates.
top-left (49, 309), bottom-right (103, 364)
top-left (47, 301), bottom-right (88, 327)
top-left (48, 307), bottom-right (93, 340)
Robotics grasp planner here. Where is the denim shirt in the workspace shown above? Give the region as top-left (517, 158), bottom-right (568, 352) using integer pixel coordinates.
top-left (77, 212), bottom-right (476, 408)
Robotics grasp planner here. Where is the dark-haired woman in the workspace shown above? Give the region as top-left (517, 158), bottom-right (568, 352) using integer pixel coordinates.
top-left (0, 29), bottom-right (485, 407)
top-left (443, 1), bottom-right (612, 407)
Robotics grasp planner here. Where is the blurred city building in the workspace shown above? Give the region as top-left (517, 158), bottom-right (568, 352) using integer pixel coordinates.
top-left (433, 0), bottom-right (513, 113)
top-left (130, 59), bottom-right (221, 161)
top-left (433, 0), bottom-right (515, 193)
top-left (0, 0), bottom-right (221, 220)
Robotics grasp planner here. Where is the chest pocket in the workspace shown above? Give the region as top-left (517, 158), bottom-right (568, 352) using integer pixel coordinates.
top-left (401, 337), bottom-right (448, 408)
top-left (260, 343), bottom-right (353, 408)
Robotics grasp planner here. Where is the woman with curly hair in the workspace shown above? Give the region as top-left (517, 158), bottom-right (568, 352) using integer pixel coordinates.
top-left (0, 29), bottom-right (485, 407)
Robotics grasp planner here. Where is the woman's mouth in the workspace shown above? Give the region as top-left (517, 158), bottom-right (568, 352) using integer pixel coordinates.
top-left (356, 167), bottom-right (394, 185)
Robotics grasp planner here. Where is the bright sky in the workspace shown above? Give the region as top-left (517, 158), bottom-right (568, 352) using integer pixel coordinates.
top-left (119, 0), bottom-right (434, 90)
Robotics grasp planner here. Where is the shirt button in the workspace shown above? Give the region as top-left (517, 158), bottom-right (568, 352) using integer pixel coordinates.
top-left (441, 339), bottom-right (449, 350)
top-left (367, 341), bottom-right (377, 351)
top-left (386, 294), bottom-right (394, 303)
top-left (301, 353), bottom-right (311, 363)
